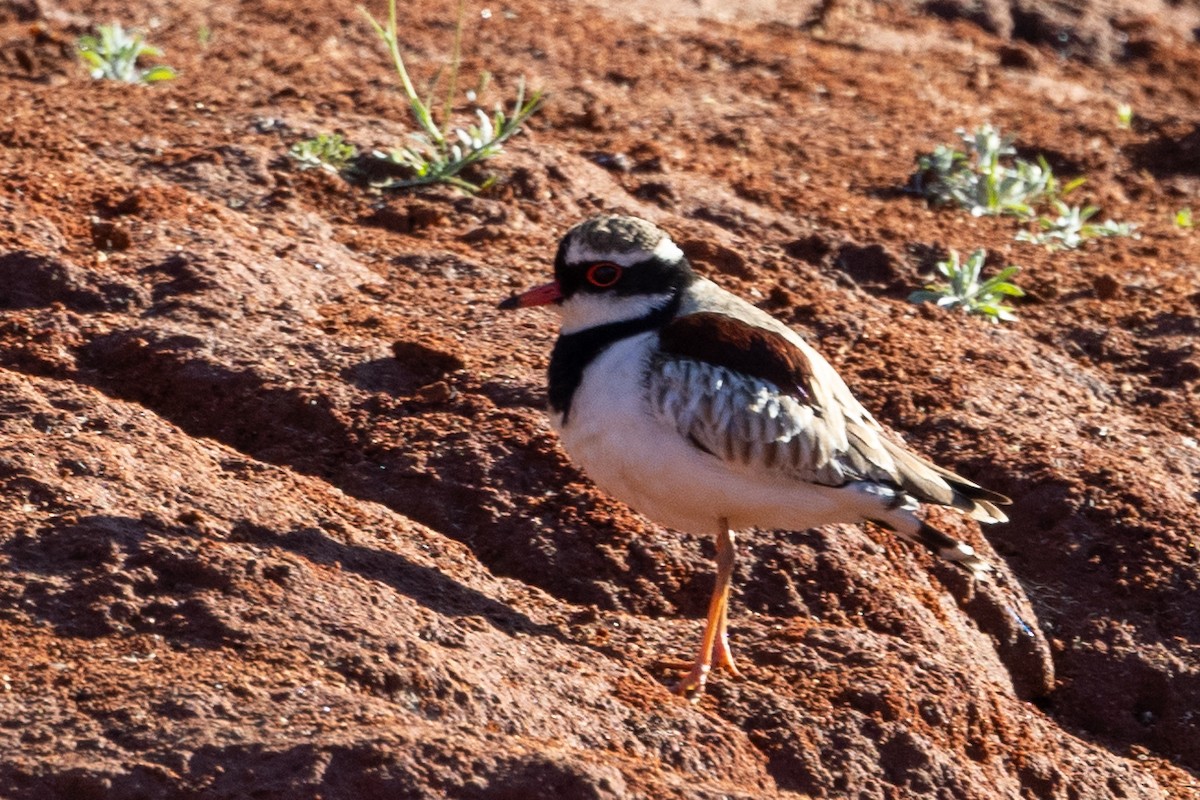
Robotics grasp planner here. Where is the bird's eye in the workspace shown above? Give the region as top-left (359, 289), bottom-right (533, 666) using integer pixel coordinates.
top-left (585, 262), bottom-right (622, 288)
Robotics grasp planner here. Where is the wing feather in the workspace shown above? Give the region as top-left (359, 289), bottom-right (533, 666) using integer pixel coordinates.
top-left (650, 302), bottom-right (1010, 520)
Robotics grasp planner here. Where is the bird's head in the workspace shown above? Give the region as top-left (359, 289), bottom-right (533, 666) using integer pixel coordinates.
top-left (498, 215), bottom-right (695, 333)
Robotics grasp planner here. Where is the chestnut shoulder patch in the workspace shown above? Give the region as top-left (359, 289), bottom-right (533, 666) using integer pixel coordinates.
top-left (658, 312), bottom-right (816, 402)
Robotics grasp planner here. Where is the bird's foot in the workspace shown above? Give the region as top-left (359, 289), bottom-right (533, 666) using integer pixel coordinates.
top-left (672, 660), bottom-right (711, 700)
top-left (666, 637), bottom-right (743, 700)
top-left (712, 630), bottom-right (743, 678)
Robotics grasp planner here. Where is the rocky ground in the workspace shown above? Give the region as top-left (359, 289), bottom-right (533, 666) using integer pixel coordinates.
top-left (1, 0), bottom-right (1198, 797)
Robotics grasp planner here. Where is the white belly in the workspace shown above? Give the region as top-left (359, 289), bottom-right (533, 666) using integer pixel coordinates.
top-left (553, 334), bottom-right (869, 536)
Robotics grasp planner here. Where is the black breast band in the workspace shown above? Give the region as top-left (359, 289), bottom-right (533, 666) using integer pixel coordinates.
top-left (547, 292), bottom-right (681, 424)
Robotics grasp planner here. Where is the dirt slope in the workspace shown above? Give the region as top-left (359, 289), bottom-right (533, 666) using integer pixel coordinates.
top-left (1, 0), bottom-right (1198, 797)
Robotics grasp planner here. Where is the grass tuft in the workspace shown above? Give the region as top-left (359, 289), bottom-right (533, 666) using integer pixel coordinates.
top-left (359, 0), bottom-right (544, 193)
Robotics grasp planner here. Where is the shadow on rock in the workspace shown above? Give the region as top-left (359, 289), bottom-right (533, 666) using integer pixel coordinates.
top-left (229, 521), bottom-right (559, 640)
top-left (0, 514), bottom-right (248, 646)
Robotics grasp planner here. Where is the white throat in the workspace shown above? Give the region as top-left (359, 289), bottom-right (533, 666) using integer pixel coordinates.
top-left (558, 292), bottom-right (675, 335)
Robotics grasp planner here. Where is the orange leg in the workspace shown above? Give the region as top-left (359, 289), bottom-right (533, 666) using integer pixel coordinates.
top-left (675, 519), bottom-right (743, 697)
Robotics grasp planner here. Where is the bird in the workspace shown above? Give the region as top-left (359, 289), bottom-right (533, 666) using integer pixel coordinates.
top-left (498, 214), bottom-right (1010, 697)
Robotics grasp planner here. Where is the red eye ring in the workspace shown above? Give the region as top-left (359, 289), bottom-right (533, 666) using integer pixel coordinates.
top-left (586, 262), bottom-right (622, 288)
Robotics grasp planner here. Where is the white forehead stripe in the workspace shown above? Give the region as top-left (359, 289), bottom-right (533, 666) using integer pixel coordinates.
top-left (565, 232), bottom-right (684, 268)
top-left (652, 235), bottom-right (684, 263)
top-left (565, 239), bottom-right (641, 268)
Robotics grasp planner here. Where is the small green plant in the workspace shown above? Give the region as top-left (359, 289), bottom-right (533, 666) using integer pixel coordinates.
top-left (1116, 103), bottom-right (1133, 129)
top-left (909, 249), bottom-right (1024, 324)
top-left (915, 125), bottom-right (1133, 252)
top-left (1017, 201), bottom-right (1137, 250)
top-left (913, 125), bottom-right (1082, 219)
top-left (77, 23), bottom-right (176, 84)
top-left (1175, 208), bottom-right (1194, 229)
top-left (360, 0), bottom-right (544, 192)
top-left (289, 134), bottom-right (359, 174)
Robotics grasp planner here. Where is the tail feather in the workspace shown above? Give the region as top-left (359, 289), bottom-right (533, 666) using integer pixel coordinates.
top-left (881, 439), bottom-right (1011, 524)
top-left (914, 521), bottom-right (992, 577)
top-left (869, 516), bottom-right (993, 578)
top-left (959, 495), bottom-right (1008, 524)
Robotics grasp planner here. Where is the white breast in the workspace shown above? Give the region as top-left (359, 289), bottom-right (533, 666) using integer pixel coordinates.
top-left (553, 333), bottom-right (877, 536)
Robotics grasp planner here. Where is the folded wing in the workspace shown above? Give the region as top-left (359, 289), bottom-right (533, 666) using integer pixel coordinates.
top-left (649, 311), bottom-right (1009, 521)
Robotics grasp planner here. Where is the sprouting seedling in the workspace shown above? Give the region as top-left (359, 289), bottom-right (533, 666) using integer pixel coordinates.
top-left (1175, 208), bottom-right (1194, 229)
top-left (1017, 201), bottom-right (1138, 250)
top-left (909, 249), bottom-right (1025, 324)
top-left (1116, 103), bottom-right (1133, 129)
top-left (289, 134), bottom-right (359, 174)
top-left (359, 0), bottom-right (544, 193)
top-left (77, 23), bottom-right (176, 84)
